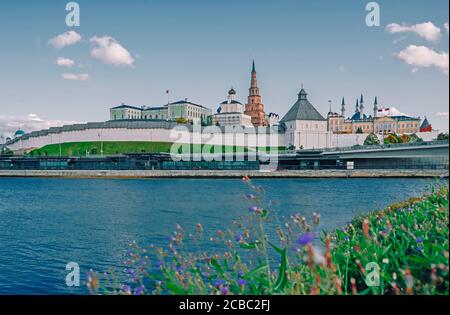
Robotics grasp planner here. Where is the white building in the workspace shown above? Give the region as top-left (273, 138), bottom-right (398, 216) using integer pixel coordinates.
top-left (280, 88), bottom-right (330, 149)
top-left (110, 99), bottom-right (212, 125)
top-left (212, 88), bottom-right (253, 127)
top-left (110, 104), bottom-right (143, 120)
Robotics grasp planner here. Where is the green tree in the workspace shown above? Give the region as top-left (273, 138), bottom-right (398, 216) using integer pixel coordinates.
top-left (384, 133), bottom-right (401, 144)
top-left (363, 133), bottom-right (380, 145)
top-left (437, 133), bottom-right (449, 141)
top-left (408, 133), bottom-right (423, 143)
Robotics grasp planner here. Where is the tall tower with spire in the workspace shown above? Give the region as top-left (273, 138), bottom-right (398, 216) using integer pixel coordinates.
top-left (359, 94), bottom-right (365, 117)
top-left (355, 99), bottom-right (360, 113)
top-left (341, 97), bottom-right (346, 117)
top-left (244, 60), bottom-right (268, 127)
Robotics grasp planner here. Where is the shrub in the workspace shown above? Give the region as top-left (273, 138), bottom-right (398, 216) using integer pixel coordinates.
top-left (408, 134), bottom-right (423, 143)
top-left (364, 133), bottom-right (380, 146)
top-left (436, 133), bottom-right (449, 141)
top-left (384, 133), bottom-right (401, 144)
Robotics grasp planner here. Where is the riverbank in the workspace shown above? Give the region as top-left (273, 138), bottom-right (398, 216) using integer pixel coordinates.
top-left (0, 169), bottom-right (448, 179)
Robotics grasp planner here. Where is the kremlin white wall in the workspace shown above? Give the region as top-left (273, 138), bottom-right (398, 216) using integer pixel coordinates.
top-left (7, 124), bottom-right (441, 153)
top-left (7, 126), bottom-right (285, 152)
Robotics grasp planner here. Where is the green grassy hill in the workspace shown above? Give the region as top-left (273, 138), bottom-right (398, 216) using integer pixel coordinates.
top-left (28, 142), bottom-right (284, 157)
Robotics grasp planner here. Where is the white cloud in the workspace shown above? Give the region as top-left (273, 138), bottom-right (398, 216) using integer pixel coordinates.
top-left (61, 73), bottom-right (90, 81)
top-left (0, 114), bottom-right (79, 139)
top-left (56, 57), bottom-right (75, 67)
top-left (89, 36), bottom-right (135, 67)
top-left (338, 65), bottom-right (346, 73)
top-left (395, 45), bottom-right (449, 75)
top-left (49, 31), bottom-right (82, 49)
top-left (436, 112), bottom-right (449, 117)
top-left (386, 22), bottom-right (441, 42)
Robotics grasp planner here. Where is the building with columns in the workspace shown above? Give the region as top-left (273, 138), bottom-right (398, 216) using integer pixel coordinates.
top-left (244, 61), bottom-right (268, 127)
top-left (110, 99), bottom-right (211, 125)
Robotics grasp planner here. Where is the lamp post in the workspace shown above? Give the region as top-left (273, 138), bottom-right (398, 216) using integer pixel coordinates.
top-left (59, 134), bottom-right (62, 157)
top-left (98, 133), bottom-right (103, 156)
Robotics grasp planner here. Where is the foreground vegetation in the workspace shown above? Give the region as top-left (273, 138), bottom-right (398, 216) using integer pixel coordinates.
top-left (89, 179), bottom-right (449, 295)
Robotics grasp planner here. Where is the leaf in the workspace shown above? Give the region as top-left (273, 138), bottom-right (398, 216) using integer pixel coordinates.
top-left (240, 242), bottom-right (259, 250)
top-left (210, 258), bottom-right (224, 275)
top-left (166, 283), bottom-right (188, 295)
top-left (268, 242), bottom-right (288, 292)
top-left (244, 263), bottom-right (269, 280)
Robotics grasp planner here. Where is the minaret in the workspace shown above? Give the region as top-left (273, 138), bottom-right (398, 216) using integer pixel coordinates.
top-left (244, 60), bottom-right (268, 127)
top-left (373, 96), bottom-right (378, 118)
top-left (373, 96), bottom-right (378, 133)
top-left (359, 94), bottom-right (365, 118)
top-left (341, 97), bottom-right (346, 117)
top-left (355, 99), bottom-right (360, 113)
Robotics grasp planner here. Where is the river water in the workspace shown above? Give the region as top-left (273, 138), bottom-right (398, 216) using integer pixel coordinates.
top-left (0, 177), bottom-right (440, 294)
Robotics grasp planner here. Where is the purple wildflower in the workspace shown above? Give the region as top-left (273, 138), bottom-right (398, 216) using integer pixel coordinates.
top-left (214, 279), bottom-right (226, 288)
top-left (133, 285), bottom-right (145, 295)
top-left (248, 205), bottom-right (259, 213)
top-left (297, 232), bottom-right (314, 246)
top-left (237, 279), bottom-right (246, 286)
top-left (235, 234), bottom-right (243, 243)
top-left (122, 284), bottom-right (131, 294)
top-left (126, 268), bottom-right (136, 278)
top-left (237, 270), bottom-right (245, 278)
top-left (220, 286), bottom-right (229, 295)
top-left (246, 193), bottom-right (256, 200)
top-left (416, 237), bottom-right (423, 243)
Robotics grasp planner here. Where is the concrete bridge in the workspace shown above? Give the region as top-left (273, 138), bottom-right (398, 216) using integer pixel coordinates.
top-left (321, 141), bottom-right (449, 159)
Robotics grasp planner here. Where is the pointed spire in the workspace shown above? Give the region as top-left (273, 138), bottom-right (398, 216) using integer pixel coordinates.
top-left (355, 99), bottom-right (360, 112)
top-left (374, 96), bottom-right (378, 105)
top-left (252, 60), bottom-right (256, 73)
top-left (341, 97), bottom-right (346, 117)
top-left (360, 94), bottom-right (364, 104)
top-left (298, 86), bottom-right (308, 100)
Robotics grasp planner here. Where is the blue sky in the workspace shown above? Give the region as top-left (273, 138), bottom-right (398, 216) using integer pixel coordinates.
top-left (0, 0), bottom-right (448, 136)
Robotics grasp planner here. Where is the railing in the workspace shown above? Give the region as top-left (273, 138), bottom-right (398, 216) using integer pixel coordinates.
top-left (322, 140), bottom-right (449, 153)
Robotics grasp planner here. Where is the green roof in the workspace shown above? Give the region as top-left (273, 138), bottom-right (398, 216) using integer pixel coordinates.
top-left (280, 89), bottom-right (326, 122)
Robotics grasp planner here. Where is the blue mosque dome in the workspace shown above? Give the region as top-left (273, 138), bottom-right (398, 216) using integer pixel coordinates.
top-left (14, 130), bottom-right (25, 137)
top-left (351, 112), bottom-right (367, 121)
